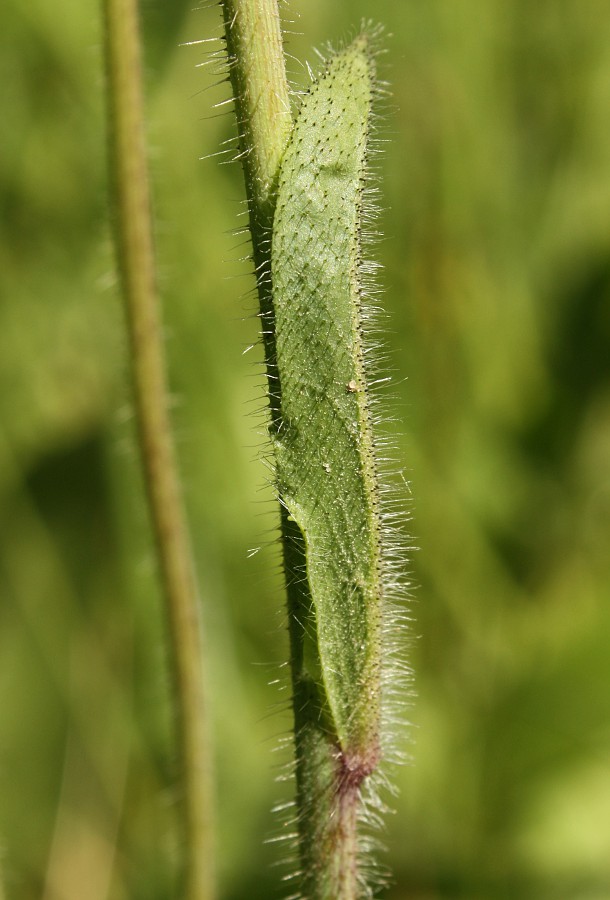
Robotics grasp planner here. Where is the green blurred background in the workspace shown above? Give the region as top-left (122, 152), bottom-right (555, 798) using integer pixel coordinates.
top-left (2, 0), bottom-right (610, 897)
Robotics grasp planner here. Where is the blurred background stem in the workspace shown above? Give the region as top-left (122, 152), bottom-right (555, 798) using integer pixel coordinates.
top-left (102, 0), bottom-right (215, 897)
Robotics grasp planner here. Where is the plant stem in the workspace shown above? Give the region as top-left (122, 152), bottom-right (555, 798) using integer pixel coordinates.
top-left (221, 0), bottom-right (292, 217)
top-left (223, 5), bottom-right (377, 898)
top-left (102, 1), bottom-right (214, 897)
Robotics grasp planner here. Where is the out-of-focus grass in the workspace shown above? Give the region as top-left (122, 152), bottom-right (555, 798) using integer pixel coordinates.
top-left (1, 1), bottom-right (610, 898)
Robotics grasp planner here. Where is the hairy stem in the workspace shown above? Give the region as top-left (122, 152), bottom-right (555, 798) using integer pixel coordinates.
top-left (221, 0), bottom-right (292, 217)
top-left (285, 522), bottom-right (367, 899)
top-left (223, 4), bottom-right (380, 897)
top-left (221, 0), bottom-right (291, 429)
top-left (103, 1), bottom-right (214, 897)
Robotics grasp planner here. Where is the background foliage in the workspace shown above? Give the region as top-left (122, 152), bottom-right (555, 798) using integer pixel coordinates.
top-left (2, 0), bottom-right (610, 897)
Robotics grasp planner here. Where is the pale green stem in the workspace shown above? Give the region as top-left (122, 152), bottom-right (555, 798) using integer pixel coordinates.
top-left (221, 0), bottom-right (292, 217)
top-left (102, 1), bottom-right (214, 898)
top-left (221, 0), bottom-right (291, 429)
top-left (222, 3), bottom-right (369, 897)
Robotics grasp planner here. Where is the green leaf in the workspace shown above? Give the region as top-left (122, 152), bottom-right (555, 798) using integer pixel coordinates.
top-left (272, 35), bottom-right (383, 761)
